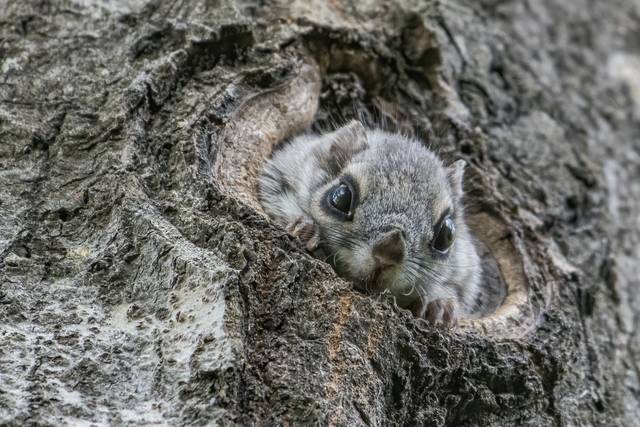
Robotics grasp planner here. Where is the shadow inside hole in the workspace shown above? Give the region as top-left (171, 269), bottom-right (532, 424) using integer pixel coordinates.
top-left (463, 212), bottom-right (532, 335)
top-left (474, 237), bottom-right (508, 317)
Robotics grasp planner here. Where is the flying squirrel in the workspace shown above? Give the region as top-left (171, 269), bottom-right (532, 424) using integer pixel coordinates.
top-left (258, 120), bottom-right (482, 326)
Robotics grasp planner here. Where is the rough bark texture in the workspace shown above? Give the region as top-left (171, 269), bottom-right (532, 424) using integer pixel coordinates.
top-left (1, 0), bottom-right (639, 425)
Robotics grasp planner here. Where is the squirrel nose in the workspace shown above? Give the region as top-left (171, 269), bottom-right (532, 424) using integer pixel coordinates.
top-left (372, 229), bottom-right (405, 268)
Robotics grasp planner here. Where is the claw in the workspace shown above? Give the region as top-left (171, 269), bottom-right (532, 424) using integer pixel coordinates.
top-left (286, 215), bottom-right (320, 252)
top-left (411, 298), bottom-right (458, 328)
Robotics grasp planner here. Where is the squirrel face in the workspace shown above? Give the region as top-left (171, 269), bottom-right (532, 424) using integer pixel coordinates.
top-left (302, 122), bottom-right (473, 306)
top-left (259, 120), bottom-right (481, 318)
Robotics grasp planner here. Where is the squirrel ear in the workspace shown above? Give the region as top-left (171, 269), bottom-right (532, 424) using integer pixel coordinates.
top-left (328, 121), bottom-right (368, 169)
top-left (447, 159), bottom-right (466, 201)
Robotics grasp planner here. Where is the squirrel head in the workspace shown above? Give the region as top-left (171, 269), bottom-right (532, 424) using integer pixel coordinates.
top-left (303, 121), bottom-right (477, 307)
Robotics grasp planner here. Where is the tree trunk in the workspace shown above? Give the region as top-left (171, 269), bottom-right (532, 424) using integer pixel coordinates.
top-left (1, 0), bottom-right (638, 425)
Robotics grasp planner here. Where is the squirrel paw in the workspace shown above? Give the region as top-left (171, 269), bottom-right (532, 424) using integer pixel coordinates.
top-left (411, 298), bottom-right (458, 328)
top-left (286, 215), bottom-right (320, 252)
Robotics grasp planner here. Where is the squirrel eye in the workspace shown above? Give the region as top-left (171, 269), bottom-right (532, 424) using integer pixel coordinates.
top-left (432, 216), bottom-right (455, 253)
top-left (329, 183), bottom-right (352, 215)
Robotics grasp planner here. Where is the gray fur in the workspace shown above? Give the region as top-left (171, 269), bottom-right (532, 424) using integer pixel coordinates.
top-left (258, 121), bottom-right (482, 320)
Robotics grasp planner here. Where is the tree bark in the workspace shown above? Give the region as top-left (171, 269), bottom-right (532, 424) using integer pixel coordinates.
top-left (1, 0), bottom-right (638, 425)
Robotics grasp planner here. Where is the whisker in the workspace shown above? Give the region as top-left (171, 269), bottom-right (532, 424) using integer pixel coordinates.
top-left (400, 282), bottom-right (416, 297)
top-left (404, 259), bottom-right (456, 300)
top-left (408, 254), bottom-right (478, 271)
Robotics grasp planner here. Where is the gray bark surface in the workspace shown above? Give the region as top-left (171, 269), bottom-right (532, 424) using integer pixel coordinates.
top-left (1, 0), bottom-right (639, 425)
